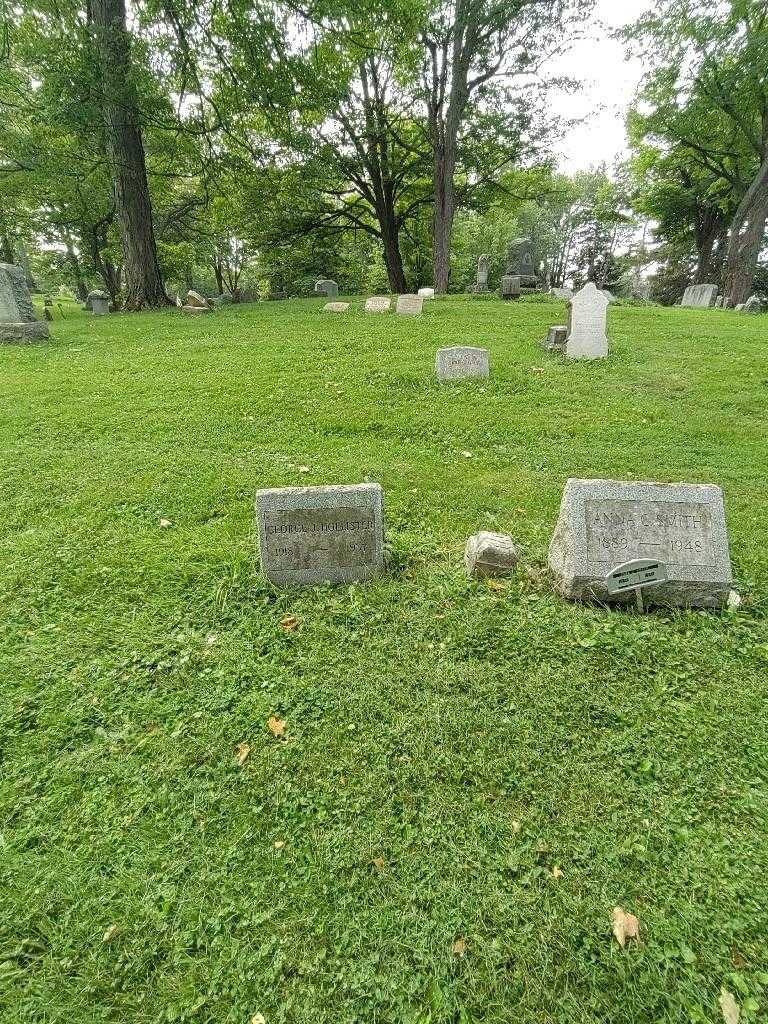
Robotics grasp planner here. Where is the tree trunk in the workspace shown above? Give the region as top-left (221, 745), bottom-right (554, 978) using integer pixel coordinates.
top-left (65, 241), bottom-right (88, 300)
top-left (379, 207), bottom-right (407, 292)
top-left (92, 0), bottom-right (170, 310)
top-left (723, 152), bottom-right (768, 304)
top-left (213, 260), bottom-right (223, 294)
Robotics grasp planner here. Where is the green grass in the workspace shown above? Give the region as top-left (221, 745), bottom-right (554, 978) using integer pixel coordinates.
top-left (2, 294), bottom-right (767, 1024)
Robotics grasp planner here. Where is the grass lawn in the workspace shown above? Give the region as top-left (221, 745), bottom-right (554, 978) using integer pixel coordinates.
top-left (2, 294), bottom-right (768, 1024)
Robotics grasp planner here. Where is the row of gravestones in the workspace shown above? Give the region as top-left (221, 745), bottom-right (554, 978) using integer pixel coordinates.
top-left (681, 283), bottom-right (767, 313)
top-left (255, 479), bottom-right (735, 612)
top-left (324, 294), bottom-right (429, 315)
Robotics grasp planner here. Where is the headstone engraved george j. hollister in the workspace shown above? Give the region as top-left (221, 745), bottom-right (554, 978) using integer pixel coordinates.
top-left (0, 262), bottom-right (49, 343)
top-left (548, 478), bottom-right (732, 609)
top-left (436, 346), bottom-right (490, 381)
top-left (566, 282), bottom-right (610, 359)
top-left (256, 483), bottom-right (385, 587)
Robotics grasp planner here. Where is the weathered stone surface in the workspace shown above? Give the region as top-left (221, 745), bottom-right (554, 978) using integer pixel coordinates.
top-left (314, 279), bottom-right (338, 298)
top-left (715, 297), bottom-right (724, 308)
top-left (255, 483), bottom-right (385, 587)
top-left (681, 283), bottom-right (718, 308)
top-left (566, 283), bottom-right (610, 360)
top-left (365, 296), bottom-right (391, 313)
top-left (550, 287), bottom-right (573, 301)
top-left (465, 531), bottom-right (520, 579)
top-left (186, 290), bottom-right (209, 309)
top-left (543, 325), bottom-right (568, 352)
top-left (436, 346), bottom-right (490, 381)
top-left (0, 263), bottom-right (50, 342)
top-left (418, 287), bottom-right (435, 298)
top-left (505, 238), bottom-right (537, 287)
top-left (396, 294), bottom-right (423, 315)
top-left (181, 304), bottom-right (212, 315)
top-left (0, 321), bottom-right (49, 343)
top-left (500, 275), bottom-right (521, 300)
top-left (323, 302), bottom-right (350, 312)
top-left (548, 478), bottom-right (732, 609)
top-left (92, 296), bottom-right (110, 315)
top-left (742, 294), bottom-right (766, 314)
top-left (476, 254), bottom-right (489, 292)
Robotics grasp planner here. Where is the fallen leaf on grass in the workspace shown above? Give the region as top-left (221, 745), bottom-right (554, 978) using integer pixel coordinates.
top-left (371, 857), bottom-right (386, 872)
top-left (280, 615), bottom-right (299, 633)
top-left (268, 716), bottom-right (287, 738)
top-left (274, 840), bottom-right (285, 850)
top-left (159, 518), bottom-right (172, 528)
top-left (235, 742), bottom-right (250, 766)
top-left (486, 579), bottom-right (507, 593)
top-left (720, 989), bottom-right (740, 1024)
top-left (551, 865), bottom-right (564, 880)
top-left (511, 820), bottom-right (521, 833)
top-left (298, 466), bottom-right (311, 474)
top-left (251, 1015), bottom-right (266, 1024)
top-left (611, 907), bottom-right (640, 948)
top-left (452, 937), bottom-right (467, 957)
top-left (102, 924), bottom-right (121, 943)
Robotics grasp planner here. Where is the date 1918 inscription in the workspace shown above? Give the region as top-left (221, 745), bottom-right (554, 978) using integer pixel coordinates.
top-left (262, 506), bottom-right (376, 571)
top-left (585, 499), bottom-right (716, 568)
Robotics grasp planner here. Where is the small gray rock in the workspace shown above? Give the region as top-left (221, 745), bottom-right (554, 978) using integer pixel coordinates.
top-left (465, 531), bottom-right (520, 579)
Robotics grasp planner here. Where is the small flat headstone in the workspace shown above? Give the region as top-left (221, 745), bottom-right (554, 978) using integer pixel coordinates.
top-left (418, 287), bottom-right (435, 298)
top-left (255, 483), bottom-right (385, 587)
top-left (681, 283), bottom-right (718, 308)
top-left (566, 283), bottom-right (610, 360)
top-left (92, 296), bottom-right (110, 315)
top-left (548, 478), bottom-right (732, 609)
top-left (500, 275), bottom-right (521, 300)
top-left (465, 532), bottom-right (520, 578)
top-left (436, 346), bottom-right (490, 381)
top-left (396, 294), bottom-right (423, 315)
top-left (323, 302), bottom-right (350, 312)
top-left (365, 296), bottom-right (391, 313)
top-left (181, 304), bottom-right (212, 315)
top-left (544, 325), bottom-right (567, 352)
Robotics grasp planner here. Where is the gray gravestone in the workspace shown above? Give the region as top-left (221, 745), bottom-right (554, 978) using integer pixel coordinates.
top-left (476, 254), bottom-right (489, 292)
top-left (436, 346), bottom-right (490, 381)
top-left (0, 262), bottom-right (49, 343)
top-left (365, 296), bottom-right (391, 313)
top-left (255, 483), bottom-right (385, 587)
top-left (543, 325), bottom-right (568, 352)
top-left (742, 295), bottom-right (766, 314)
top-left (550, 287), bottom-right (573, 301)
top-left (323, 302), bottom-right (350, 312)
top-left (500, 275), bottom-right (521, 300)
top-left (418, 287), bottom-right (435, 299)
top-left (314, 279), bottom-right (338, 298)
top-left (465, 532), bottom-right (520, 578)
top-left (506, 238), bottom-right (536, 286)
top-left (396, 294), bottom-right (423, 315)
top-left (681, 284), bottom-right (718, 308)
top-left (548, 478), bottom-right (732, 609)
top-left (566, 283), bottom-right (610, 360)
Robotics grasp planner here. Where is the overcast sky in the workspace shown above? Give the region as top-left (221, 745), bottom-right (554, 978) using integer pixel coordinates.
top-left (551, 0), bottom-right (656, 173)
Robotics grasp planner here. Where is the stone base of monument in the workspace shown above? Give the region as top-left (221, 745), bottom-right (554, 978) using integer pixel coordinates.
top-left (548, 478), bottom-right (733, 609)
top-left (0, 321), bottom-right (50, 343)
top-left (465, 532), bottom-right (520, 579)
top-left (181, 304), bottom-right (212, 315)
top-left (542, 326), bottom-right (567, 352)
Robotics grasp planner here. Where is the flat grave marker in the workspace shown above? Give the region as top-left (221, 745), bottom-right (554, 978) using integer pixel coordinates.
top-left (396, 294), bottom-right (424, 315)
top-left (436, 346), bottom-right (490, 381)
top-left (365, 296), bottom-right (391, 313)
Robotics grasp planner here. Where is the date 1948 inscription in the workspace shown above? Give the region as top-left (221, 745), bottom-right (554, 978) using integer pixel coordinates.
top-left (262, 506), bottom-right (376, 571)
top-left (585, 499), bottom-right (716, 568)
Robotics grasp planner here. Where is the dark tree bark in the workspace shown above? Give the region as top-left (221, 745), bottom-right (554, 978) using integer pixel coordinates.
top-left (723, 153), bottom-right (768, 304)
top-left (91, 0), bottom-right (170, 310)
top-left (693, 206), bottom-right (729, 284)
top-left (64, 239), bottom-right (89, 301)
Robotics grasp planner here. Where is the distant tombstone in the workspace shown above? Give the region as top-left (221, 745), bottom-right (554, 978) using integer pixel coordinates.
top-left (506, 238), bottom-right (536, 285)
top-left (314, 279), bottom-right (338, 298)
top-left (255, 483), bottom-right (385, 587)
top-left (476, 254), bottom-right (489, 292)
top-left (0, 263), bottom-right (49, 343)
top-left (396, 294), bottom-right (424, 315)
top-left (742, 295), bottom-right (766, 314)
top-left (548, 478), bottom-right (733, 609)
top-left (365, 296), bottom-right (391, 313)
top-left (436, 346), bottom-right (490, 381)
top-left (323, 302), bottom-right (350, 312)
top-left (465, 531), bottom-right (519, 578)
top-left (715, 297), bottom-right (724, 309)
top-left (418, 287), bottom-right (435, 298)
top-left (186, 290), bottom-right (209, 308)
top-left (543, 325), bottom-right (568, 352)
top-left (681, 283), bottom-right (718, 308)
top-left (550, 287), bottom-right (573, 301)
top-left (181, 304), bottom-right (212, 315)
top-left (566, 283), bottom-right (610, 360)
top-left (500, 275), bottom-right (521, 301)
top-left (91, 295), bottom-right (110, 316)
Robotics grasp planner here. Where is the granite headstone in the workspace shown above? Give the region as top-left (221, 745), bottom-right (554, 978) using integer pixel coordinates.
top-left (436, 347), bottom-right (490, 381)
top-left (566, 283), bottom-right (610, 360)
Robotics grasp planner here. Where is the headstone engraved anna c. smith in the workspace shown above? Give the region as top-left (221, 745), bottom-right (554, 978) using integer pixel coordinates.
top-left (436, 346), bottom-right (490, 381)
top-left (548, 478), bottom-right (733, 609)
top-left (256, 483), bottom-right (385, 587)
top-left (0, 262), bottom-right (49, 343)
top-left (566, 282), bottom-right (610, 360)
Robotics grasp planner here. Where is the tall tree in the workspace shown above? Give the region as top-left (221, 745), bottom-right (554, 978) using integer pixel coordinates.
top-left (420, 0), bottom-right (594, 292)
top-left (91, 0), bottom-right (170, 309)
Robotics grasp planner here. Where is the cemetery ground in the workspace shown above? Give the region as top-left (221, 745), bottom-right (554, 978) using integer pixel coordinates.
top-left (2, 294), bottom-right (768, 1024)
